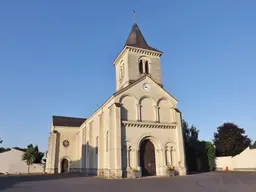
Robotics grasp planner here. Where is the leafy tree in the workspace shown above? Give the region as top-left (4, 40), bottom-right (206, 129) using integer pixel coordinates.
top-left (182, 120), bottom-right (200, 172)
top-left (204, 141), bottom-right (215, 171)
top-left (182, 119), bottom-right (216, 172)
top-left (22, 144), bottom-right (44, 172)
top-left (251, 141), bottom-right (256, 149)
top-left (22, 144), bottom-right (36, 173)
top-left (0, 147), bottom-right (11, 153)
top-left (34, 145), bottom-right (44, 163)
top-left (0, 139), bottom-right (11, 153)
top-left (213, 122), bottom-right (251, 157)
top-left (182, 120), bottom-right (199, 143)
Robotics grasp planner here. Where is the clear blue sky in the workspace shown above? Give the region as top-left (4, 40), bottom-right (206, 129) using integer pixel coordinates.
top-left (0, 0), bottom-right (255, 152)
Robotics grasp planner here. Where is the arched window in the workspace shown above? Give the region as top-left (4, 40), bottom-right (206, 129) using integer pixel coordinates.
top-left (96, 136), bottom-right (98, 154)
top-left (139, 60), bottom-right (143, 74)
top-left (138, 59), bottom-right (150, 75)
top-left (145, 61), bottom-right (149, 74)
top-left (106, 131), bottom-right (108, 152)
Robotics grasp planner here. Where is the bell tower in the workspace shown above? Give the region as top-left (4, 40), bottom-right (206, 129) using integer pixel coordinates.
top-left (113, 22), bottom-right (163, 91)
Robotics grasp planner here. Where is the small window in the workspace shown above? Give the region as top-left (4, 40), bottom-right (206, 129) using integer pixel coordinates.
top-left (145, 61), bottom-right (149, 74)
top-left (139, 60), bottom-right (143, 74)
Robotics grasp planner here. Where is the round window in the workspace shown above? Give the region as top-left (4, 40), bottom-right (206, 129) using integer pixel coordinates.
top-left (63, 140), bottom-right (70, 148)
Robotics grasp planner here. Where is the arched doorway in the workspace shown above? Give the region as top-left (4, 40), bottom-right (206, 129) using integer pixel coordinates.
top-left (61, 158), bottom-right (69, 173)
top-left (140, 139), bottom-right (156, 176)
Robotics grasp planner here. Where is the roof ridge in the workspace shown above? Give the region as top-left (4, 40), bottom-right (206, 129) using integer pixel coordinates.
top-left (52, 115), bottom-right (86, 120)
top-left (52, 116), bottom-right (87, 127)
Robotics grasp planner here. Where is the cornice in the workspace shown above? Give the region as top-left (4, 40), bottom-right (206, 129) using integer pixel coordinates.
top-left (113, 46), bottom-right (162, 65)
top-left (122, 121), bottom-right (176, 129)
top-left (127, 46), bottom-right (162, 57)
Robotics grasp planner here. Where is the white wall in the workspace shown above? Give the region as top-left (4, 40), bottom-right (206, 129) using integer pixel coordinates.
top-left (215, 147), bottom-right (256, 171)
top-left (0, 149), bottom-right (45, 174)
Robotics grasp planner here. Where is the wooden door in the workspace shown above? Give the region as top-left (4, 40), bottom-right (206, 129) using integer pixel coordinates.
top-left (140, 139), bottom-right (156, 176)
top-left (61, 159), bottom-right (69, 173)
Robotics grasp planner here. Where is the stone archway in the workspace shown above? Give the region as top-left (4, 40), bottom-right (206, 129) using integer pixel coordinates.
top-left (61, 158), bottom-right (69, 173)
top-left (139, 139), bottom-right (156, 176)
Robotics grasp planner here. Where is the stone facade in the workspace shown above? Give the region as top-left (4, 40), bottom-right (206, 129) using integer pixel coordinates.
top-left (45, 22), bottom-right (187, 178)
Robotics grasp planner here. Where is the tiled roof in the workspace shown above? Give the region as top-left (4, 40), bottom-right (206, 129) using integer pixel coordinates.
top-left (124, 23), bottom-right (162, 53)
top-left (52, 116), bottom-right (86, 127)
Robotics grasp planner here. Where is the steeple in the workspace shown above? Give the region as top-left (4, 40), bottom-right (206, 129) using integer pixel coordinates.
top-left (114, 21), bottom-right (163, 91)
top-left (124, 23), bottom-right (162, 53)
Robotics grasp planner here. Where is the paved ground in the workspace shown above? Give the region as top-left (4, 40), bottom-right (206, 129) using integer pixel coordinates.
top-left (1, 172), bottom-right (256, 192)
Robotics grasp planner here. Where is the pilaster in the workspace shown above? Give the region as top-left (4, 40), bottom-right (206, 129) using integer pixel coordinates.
top-left (114, 103), bottom-right (122, 177)
top-left (175, 111), bottom-right (187, 176)
top-left (85, 125), bottom-right (90, 171)
top-left (108, 103), bottom-right (122, 178)
top-left (98, 112), bottom-right (104, 175)
top-left (47, 131), bottom-right (58, 173)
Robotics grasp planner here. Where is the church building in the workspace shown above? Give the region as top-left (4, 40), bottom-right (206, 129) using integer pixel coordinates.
top-left (45, 22), bottom-right (187, 178)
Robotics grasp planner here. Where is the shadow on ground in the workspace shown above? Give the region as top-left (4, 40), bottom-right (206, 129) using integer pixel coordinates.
top-left (0, 173), bottom-right (88, 191)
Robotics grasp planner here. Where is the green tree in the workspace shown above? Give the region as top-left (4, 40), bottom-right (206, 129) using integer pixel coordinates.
top-left (213, 122), bottom-right (251, 157)
top-left (205, 141), bottom-right (215, 171)
top-left (251, 141), bottom-right (256, 149)
top-left (0, 139), bottom-right (11, 153)
top-left (34, 145), bottom-right (44, 163)
top-left (182, 120), bottom-right (199, 143)
top-left (0, 147), bottom-right (11, 153)
top-left (182, 120), bottom-right (200, 172)
top-left (22, 144), bottom-right (36, 173)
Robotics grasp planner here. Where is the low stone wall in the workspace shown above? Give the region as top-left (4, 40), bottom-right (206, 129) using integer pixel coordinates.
top-left (7, 163), bottom-right (45, 175)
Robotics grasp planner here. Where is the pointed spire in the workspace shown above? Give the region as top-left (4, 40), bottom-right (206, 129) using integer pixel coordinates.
top-left (124, 22), bottom-right (162, 53)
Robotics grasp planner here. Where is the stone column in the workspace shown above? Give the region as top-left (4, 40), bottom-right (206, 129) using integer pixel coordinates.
top-left (142, 60), bottom-right (146, 73)
top-left (167, 149), bottom-right (171, 166)
top-left (133, 149), bottom-right (137, 169)
top-left (172, 148), bottom-right (177, 167)
top-left (136, 149), bottom-right (140, 169)
top-left (155, 106), bottom-right (160, 122)
top-left (159, 148), bottom-right (166, 176)
top-left (126, 147), bottom-right (131, 169)
top-left (137, 104), bottom-right (141, 121)
top-left (170, 148), bottom-right (173, 166)
top-left (134, 148), bottom-right (141, 176)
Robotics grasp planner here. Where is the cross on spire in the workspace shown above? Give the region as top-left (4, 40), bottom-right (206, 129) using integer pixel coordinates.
top-left (133, 10), bottom-right (136, 23)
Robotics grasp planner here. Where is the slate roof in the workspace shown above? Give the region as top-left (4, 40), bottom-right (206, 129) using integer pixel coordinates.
top-left (124, 23), bottom-right (162, 53)
top-left (52, 116), bottom-right (86, 127)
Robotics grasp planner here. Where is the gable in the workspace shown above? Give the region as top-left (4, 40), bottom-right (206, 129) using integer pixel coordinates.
top-left (114, 76), bottom-right (178, 107)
